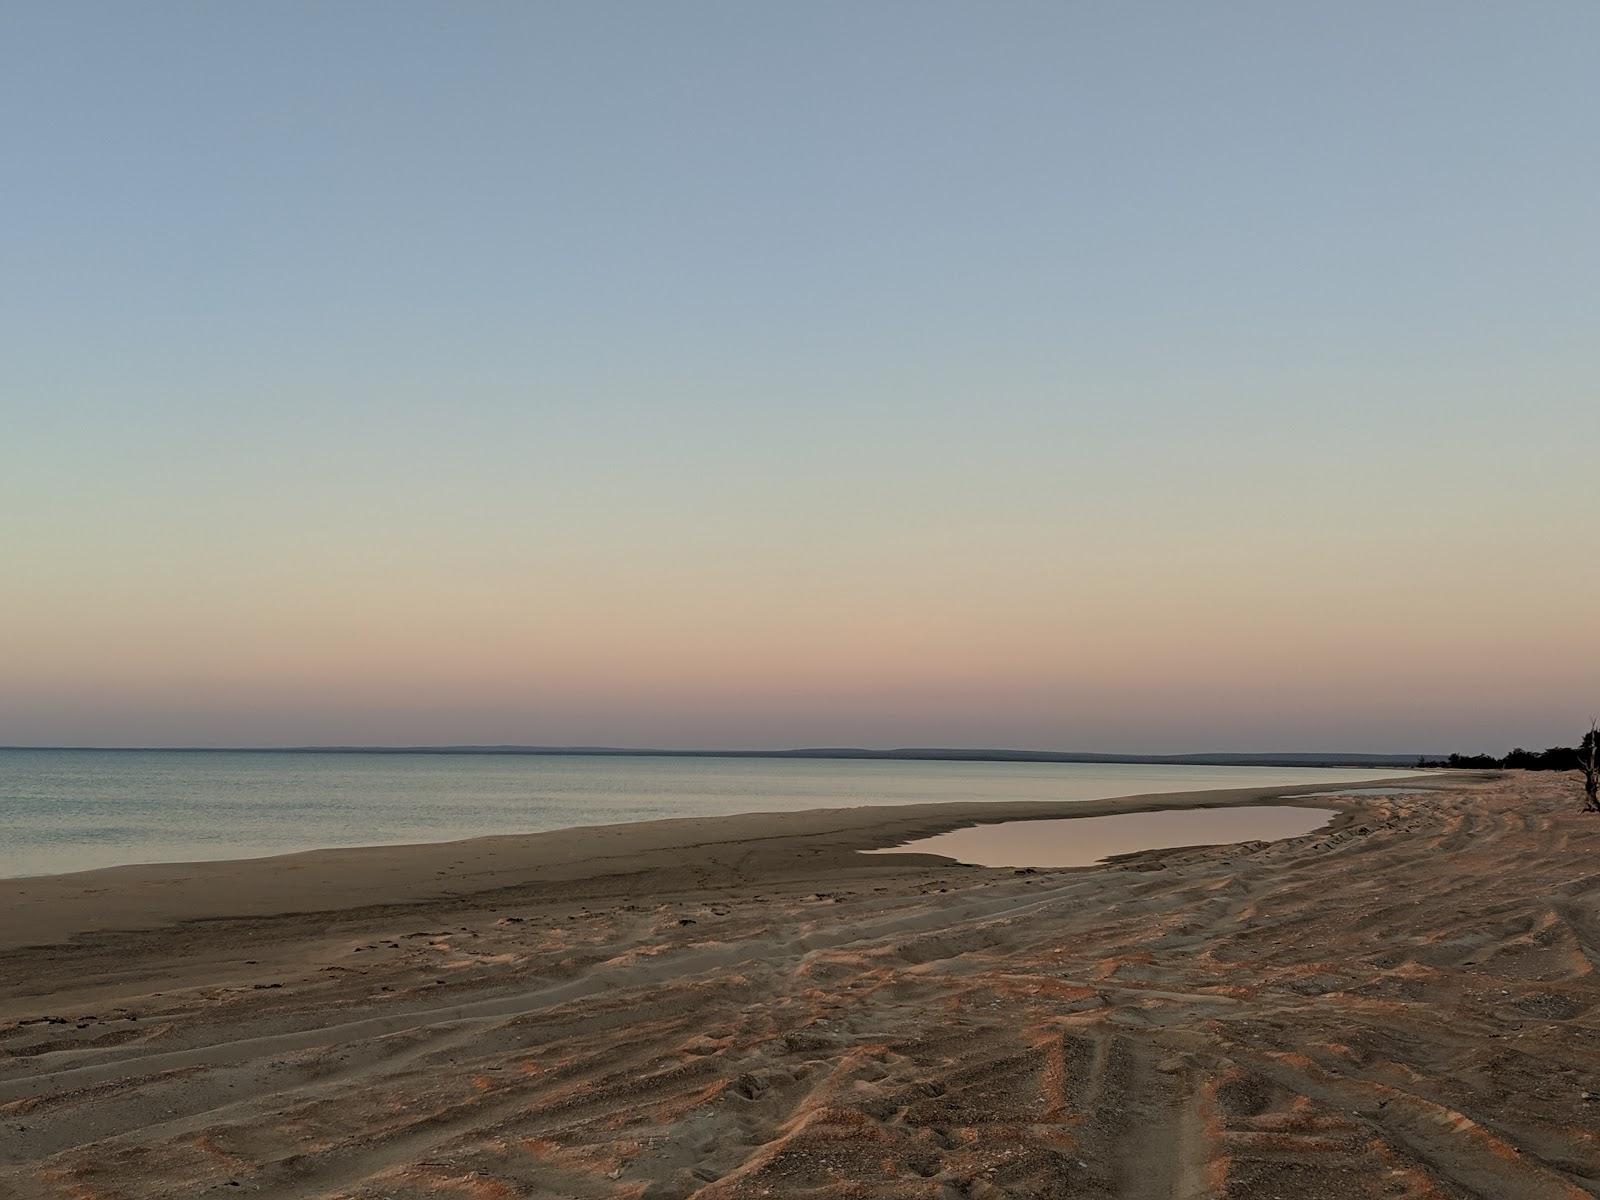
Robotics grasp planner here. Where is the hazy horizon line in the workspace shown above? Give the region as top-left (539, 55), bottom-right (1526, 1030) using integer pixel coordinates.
top-left (0, 743), bottom-right (1442, 764)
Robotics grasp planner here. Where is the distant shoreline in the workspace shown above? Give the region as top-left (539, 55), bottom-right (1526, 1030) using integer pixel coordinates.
top-left (0, 744), bottom-right (1434, 768)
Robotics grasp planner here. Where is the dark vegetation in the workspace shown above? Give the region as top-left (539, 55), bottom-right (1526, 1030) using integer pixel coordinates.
top-left (1422, 723), bottom-right (1600, 813)
top-left (1419, 731), bottom-right (1596, 771)
top-left (1420, 729), bottom-right (1593, 774)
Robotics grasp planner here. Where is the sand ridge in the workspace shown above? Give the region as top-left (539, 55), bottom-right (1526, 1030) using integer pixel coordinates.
top-left (3, 772), bottom-right (1600, 1197)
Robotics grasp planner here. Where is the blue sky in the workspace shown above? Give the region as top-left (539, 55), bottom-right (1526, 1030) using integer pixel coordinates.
top-left (3, 4), bottom-right (1596, 750)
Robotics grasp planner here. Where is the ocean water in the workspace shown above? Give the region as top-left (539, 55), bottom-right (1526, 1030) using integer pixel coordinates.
top-left (0, 750), bottom-right (1414, 879)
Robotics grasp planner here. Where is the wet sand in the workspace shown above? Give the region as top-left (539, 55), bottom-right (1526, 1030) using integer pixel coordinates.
top-left (4, 771), bottom-right (1600, 1198)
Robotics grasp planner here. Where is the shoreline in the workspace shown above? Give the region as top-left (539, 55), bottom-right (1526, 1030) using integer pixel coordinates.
top-left (0, 757), bottom-right (1430, 886)
top-left (0, 773), bottom-right (1452, 952)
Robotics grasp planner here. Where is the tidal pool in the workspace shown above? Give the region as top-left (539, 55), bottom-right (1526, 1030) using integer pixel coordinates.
top-left (1292, 787), bottom-right (1439, 797)
top-left (868, 805), bottom-right (1339, 868)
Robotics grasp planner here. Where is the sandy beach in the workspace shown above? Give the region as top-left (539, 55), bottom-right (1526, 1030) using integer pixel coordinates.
top-left (13, 4), bottom-right (1595, 1196)
top-left (4, 771), bottom-right (1599, 1198)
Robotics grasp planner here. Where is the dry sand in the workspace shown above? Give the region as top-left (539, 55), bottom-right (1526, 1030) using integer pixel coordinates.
top-left (2, 771), bottom-right (1599, 1198)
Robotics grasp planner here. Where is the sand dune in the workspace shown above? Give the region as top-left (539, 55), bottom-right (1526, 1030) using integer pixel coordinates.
top-left (3, 772), bottom-right (1599, 1197)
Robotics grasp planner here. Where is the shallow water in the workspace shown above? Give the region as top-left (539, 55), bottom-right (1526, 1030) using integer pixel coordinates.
top-left (1293, 786), bottom-right (1441, 797)
top-left (0, 750), bottom-right (1409, 878)
top-left (869, 805), bottom-right (1339, 867)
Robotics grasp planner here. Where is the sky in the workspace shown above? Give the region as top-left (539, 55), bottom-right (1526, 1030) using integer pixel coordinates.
top-left (3, 2), bottom-right (1596, 753)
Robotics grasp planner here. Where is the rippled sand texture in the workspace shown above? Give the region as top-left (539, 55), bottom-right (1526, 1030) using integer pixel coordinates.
top-left (3, 773), bottom-right (1599, 1198)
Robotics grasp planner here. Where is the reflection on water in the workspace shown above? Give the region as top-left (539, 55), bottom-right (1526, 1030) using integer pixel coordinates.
top-left (868, 805), bottom-right (1338, 868)
top-left (1293, 787), bottom-right (1440, 797)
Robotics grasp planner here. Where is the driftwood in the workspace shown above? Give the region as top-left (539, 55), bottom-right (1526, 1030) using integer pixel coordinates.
top-left (1582, 720), bottom-right (1600, 813)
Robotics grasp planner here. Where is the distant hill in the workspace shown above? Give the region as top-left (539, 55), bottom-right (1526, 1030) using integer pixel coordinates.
top-left (93, 745), bottom-right (1432, 769)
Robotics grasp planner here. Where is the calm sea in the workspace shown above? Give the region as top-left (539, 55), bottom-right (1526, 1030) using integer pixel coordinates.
top-left (0, 750), bottom-right (1410, 879)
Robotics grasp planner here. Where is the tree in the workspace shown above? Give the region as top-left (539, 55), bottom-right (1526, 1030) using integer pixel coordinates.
top-left (1447, 752), bottom-right (1502, 769)
top-left (1505, 745), bottom-right (1581, 770)
top-left (1582, 721), bottom-right (1600, 813)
